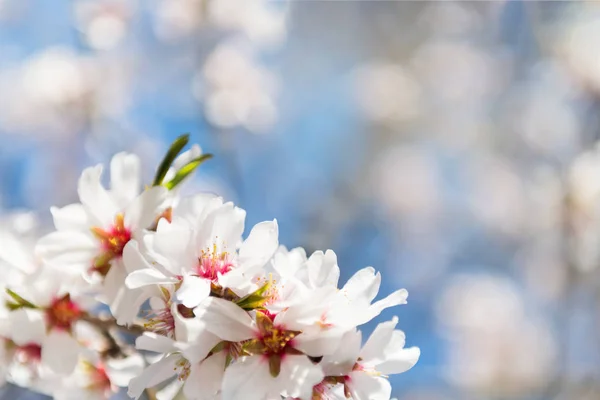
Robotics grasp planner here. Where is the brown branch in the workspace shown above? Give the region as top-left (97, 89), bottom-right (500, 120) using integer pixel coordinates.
top-left (81, 314), bottom-right (146, 336)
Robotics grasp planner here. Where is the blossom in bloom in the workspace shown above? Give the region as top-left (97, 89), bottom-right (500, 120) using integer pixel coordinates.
top-left (35, 152), bottom-right (168, 325)
top-left (124, 193), bottom-right (279, 309)
top-left (195, 297), bottom-right (324, 400)
top-left (0, 138), bottom-right (418, 400)
top-left (53, 351), bottom-right (145, 400)
top-left (5, 267), bottom-right (93, 375)
top-left (314, 318), bottom-right (420, 400)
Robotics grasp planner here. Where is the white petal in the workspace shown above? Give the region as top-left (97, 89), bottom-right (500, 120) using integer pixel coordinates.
top-left (347, 372), bottom-right (391, 400)
top-left (157, 378), bottom-right (184, 400)
top-left (110, 152), bottom-right (141, 205)
top-left (359, 317), bottom-right (398, 364)
top-left (271, 246), bottom-right (307, 279)
top-left (198, 202), bottom-right (246, 252)
top-left (177, 329), bottom-right (221, 363)
top-left (78, 164), bottom-right (118, 226)
top-left (41, 331), bottom-right (79, 374)
top-left (124, 186), bottom-right (168, 230)
top-left (125, 269), bottom-right (176, 289)
top-left (306, 249), bottom-right (340, 288)
top-left (50, 203), bottom-right (90, 231)
top-left (292, 327), bottom-right (347, 357)
top-left (112, 286), bottom-right (148, 327)
top-left (103, 263), bottom-right (147, 326)
top-left (106, 353), bottom-right (146, 387)
top-left (136, 332), bottom-right (177, 353)
top-left (221, 356), bottom-right (273, 400)
top-left (183, 352), bottom-right (226, 400)
top-left (128, 354), bottom-right (180, 400)
top-left (195, 297), bottom-right (256, 342)
top-left (363, 289), bottom-right (409, 323)
top-left (123, 240), bottom-right (159, 274)
top-left (320, 329), bottom-right (362, 376)
top-left (377, 346), bottom-right (420, 375)
top-left (342, 267), bottom-right (381, 305)
top-left (151, 220), bottom-right (196, 272)
top-left (9, 308), bottom-right (46, 345)
top-left (278, 355), bottom-right (325, 399)
top-left (176, 275), bottom-right (211, 308)
top-left (238, 219), bottom-right (279, 270)
top-left (174, 193), bottom-right (223, 226)
top-left (35, 231), bottom-right (97, 265)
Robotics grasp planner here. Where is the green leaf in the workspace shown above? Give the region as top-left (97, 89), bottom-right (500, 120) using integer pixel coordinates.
top-left (235, 281), bottom-right (272, 311)
top-left (6, 289), bottom-right (37, 309)
top-left (152, 134), bottom-right (190, 186)
top-left (164, 153), bottom-right (213, 190)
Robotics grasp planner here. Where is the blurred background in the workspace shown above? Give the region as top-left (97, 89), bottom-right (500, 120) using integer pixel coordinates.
top-left (2, 1), bottom-right (600, 399)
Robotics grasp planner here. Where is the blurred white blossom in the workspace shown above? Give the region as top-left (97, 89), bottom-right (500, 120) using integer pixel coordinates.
top-left (194, 40), bottom-right (279, 133)
top-left (437, 275), bottom-right (557, 397)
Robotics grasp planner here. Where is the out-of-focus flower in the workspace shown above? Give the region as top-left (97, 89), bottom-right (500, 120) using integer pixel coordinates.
top-left (353, 62), bottom-right (423, 124)
top-left (370, 146), bottom-right (440, 221)
top-left (559, 9), bottom-right (600, 94)
top-left (207, 0), bottom-right (288, 48)
top-left (567, 143), bottom-right (600, 273)
top-left (153, 0), bottom-right (206, 42)
top-left (411, 41), bottom-right (503, 106)
top-left (464, 154), bottom-right (525, 236)
top-left (0, 47), bottom-right (94, 138)
top-left (436, 275), bottom-right (557, 397)
top-left (75, 1), bottom-right (133, 51)
top-left (194, 41), bottom-right (279, 133)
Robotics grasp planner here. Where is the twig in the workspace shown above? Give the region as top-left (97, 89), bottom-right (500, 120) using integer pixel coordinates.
top-left (81, 314), bottom-right (146, 336)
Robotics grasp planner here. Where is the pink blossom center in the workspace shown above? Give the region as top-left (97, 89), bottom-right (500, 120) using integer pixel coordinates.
top-left (144, 307), bottom-right (176, 338)
top-left (195, 244), bottom-right (233, 281)
top-left (46, 294), bottom-right (82, 331)
top-left (16, 343), bottom-right (42, 362)
top-left (91, 213), bottom-right (132, 276)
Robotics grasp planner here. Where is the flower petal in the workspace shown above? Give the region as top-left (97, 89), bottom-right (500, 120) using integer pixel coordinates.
top-left (124, 186), bottom-right (168, 230)
top-left (41, 330), bottom-right (79, 374)
top-left (221, 356), bottom-right (273, 400)
top-left (238, 219), bottom-right (279, 270)
top-left (359, 317), bottom-right (398, 364)
top-left (127, 354), bottom-right (180, 400)
top-left (176, 275), bottom-right (211, 308)
top-left (342, 267), bottom-right (381, 305)
top-left (377, 346), bottom-right (421, 375)
top-left (347, 372), bottom-right (391, 400)
top-left (183, 352), bottom-right (226, 400)
top-left (306, 249), bottom-right (340, 289)
top-left (35, 231), bottom-right (97, 266)
top-left (135, 332), bottom-right (176, 353)
top-left (8, 308), bottom-right (46, 345)
top-left (50, 203), bottom-right (90, 231)
top-left (106, 353), bottom-right (145, 387)
top-left (125, 269), bottom-right (176, 289)
top-left (78, 164), bottom-right (118, 227)
top-left (110, 152), bottom-right (141, 206)
top-left (195, 297), bottom-right (256, 342)
top-left (278, 355), bottom-right (325, 399)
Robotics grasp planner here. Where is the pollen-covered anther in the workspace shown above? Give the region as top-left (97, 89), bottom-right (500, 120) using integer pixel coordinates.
top-left (46, 294), bottom-right (82, 331)
top-left (196, 242), bottom-right (233, 281)
top-left (175, 358), bottom-right (191, 381)
top-left (144, 307), bottom-right (176, 338)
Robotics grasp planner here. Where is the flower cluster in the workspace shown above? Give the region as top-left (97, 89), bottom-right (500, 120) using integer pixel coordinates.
top-left (0, 136), bottom-right (419, 400)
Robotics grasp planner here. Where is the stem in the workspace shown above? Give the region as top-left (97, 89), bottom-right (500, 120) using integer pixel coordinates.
top-left (81, 314), bottom-right (146, 336)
